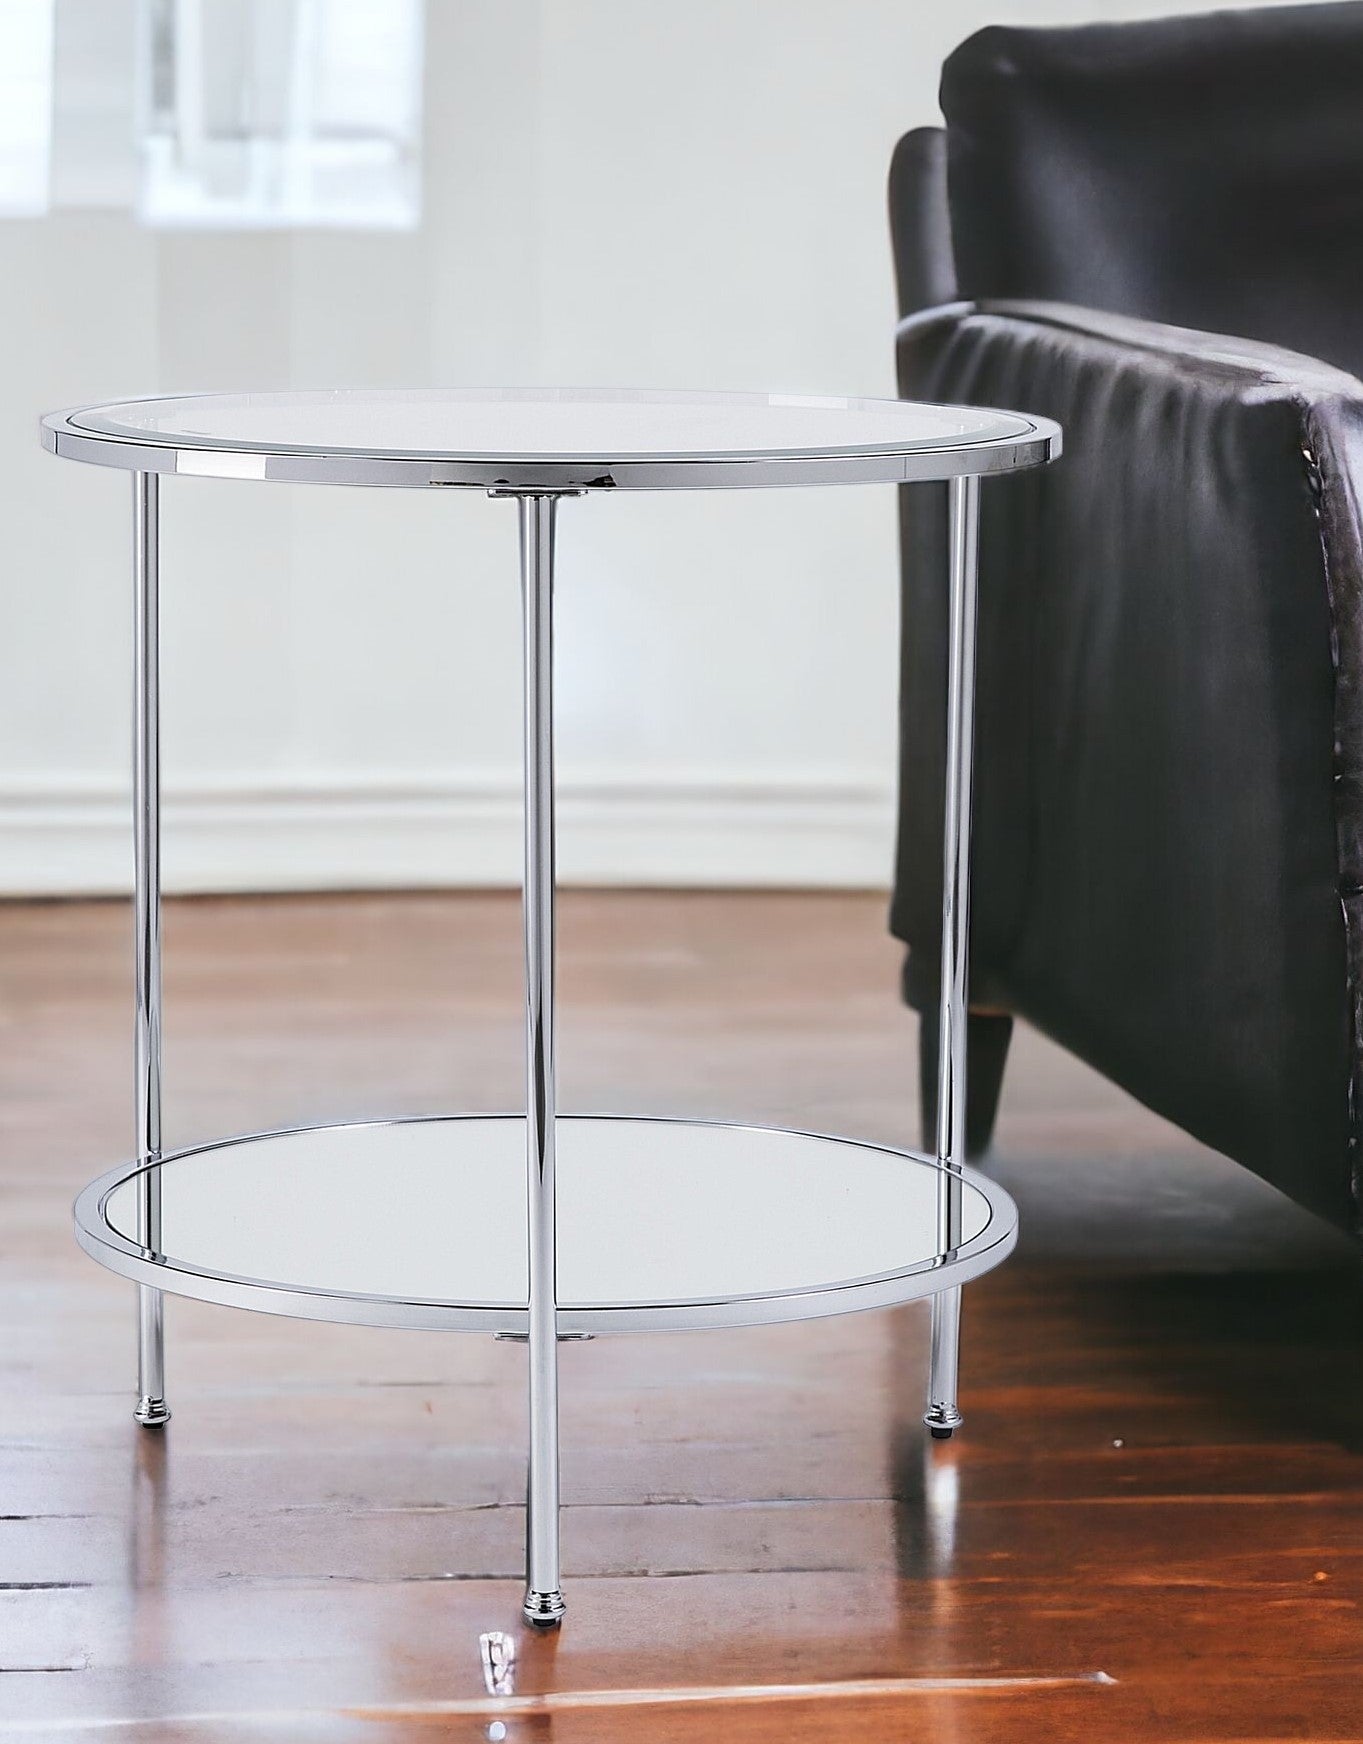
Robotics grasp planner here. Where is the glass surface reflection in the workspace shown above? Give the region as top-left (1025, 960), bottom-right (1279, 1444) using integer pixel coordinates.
top-left (105, 1116), bottom-right (993, 1309)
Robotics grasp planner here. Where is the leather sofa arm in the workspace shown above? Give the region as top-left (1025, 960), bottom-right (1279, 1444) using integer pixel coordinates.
top-left (899, 296), bottom-right (1363, 415)
top-left (893, 299), bottom-right (1363, 1231)
top-left (887, 128), bottom-right (958, 317)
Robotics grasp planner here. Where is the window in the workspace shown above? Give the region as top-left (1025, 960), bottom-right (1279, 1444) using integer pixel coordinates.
top-left (138, 0), bottom-right (424, 229)
top-left (0, 0), bottom-right (424, 230)
top-left (0, 0), bottom-right (56, 218)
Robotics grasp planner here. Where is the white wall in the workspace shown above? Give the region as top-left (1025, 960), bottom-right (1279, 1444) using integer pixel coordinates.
top-left (0, 0), bottom-right (1307, 894)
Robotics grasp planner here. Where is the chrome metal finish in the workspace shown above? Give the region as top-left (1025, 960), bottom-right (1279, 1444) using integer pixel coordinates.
top-left (132, 471), bottom-right (168, 1430)
top-left (492, 1331), bottom-right (594, 1343)
top-left (45, 382), bottom-right (1060, 1622)
top-left (517, 492), bottom-right (564, 1627)
top-left (40, 389), bottom-right (1061, 493)
top-left (133, 1387), bottom-right (170, 1430)
top-left (521, 1588), bottom-right (567, 1629)
top-left (72, 1114), bottom-right (1018, 1333)
top-left (924, 1274), bottom-right (964, 1439)
top-left (925, 473), bottom-right (981, 1438)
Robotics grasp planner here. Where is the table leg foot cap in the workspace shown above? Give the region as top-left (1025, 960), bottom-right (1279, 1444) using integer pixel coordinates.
top-left (522, 1589), bottom-right (566, 1628)
top-left (134, 1397), bottom-right (170, 1428)
top-left (924, 1404), bottom-right (963, 1438)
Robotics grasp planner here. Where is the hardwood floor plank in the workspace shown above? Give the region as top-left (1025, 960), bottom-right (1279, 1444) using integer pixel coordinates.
top-left (1, 891), bottom-right (1360, 1739)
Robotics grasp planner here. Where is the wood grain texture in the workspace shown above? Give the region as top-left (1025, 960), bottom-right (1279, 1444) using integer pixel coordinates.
top-left (0, 890), bottom-right (1359, 1741)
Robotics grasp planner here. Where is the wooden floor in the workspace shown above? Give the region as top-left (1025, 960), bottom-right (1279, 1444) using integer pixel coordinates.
top-left (1, 890), bottom-right (1360, 1741)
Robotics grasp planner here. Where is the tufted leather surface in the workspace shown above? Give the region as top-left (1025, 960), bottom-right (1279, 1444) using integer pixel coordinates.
top-left (893, 301), bottom-right (1363, 1231)
top-left (941, 4), bottom-right (1363, 379)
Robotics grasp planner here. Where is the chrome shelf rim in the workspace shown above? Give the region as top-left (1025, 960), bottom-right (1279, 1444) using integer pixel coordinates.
top-left (72, 1113), bottom-right (1018, 1335)
top-left (41, 389), bottom-right (1061, 491)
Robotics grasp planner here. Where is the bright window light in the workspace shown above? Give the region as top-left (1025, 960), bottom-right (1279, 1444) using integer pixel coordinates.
top-left (0, 0), bottom-right (56, 218)
top-left (138, 0), bottom-right (423, 230)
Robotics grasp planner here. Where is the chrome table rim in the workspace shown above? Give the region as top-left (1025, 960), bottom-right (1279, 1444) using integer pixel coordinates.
top-left (73, 1112), bottom-right (1018, 1336)
top-left (41, 405), bottom-right (1060, 491)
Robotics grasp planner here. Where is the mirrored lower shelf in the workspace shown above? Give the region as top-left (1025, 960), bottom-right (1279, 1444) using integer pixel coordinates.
top-left (73, 1115), bottom-right (1017, 1334)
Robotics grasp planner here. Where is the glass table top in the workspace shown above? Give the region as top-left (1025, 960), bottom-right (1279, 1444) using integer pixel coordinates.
top-left (86, 1115), bottom-right (1011, 1333)
top-left (45, 388), bottom-right (1061, 489)
top-left (69, 387), bottom-right (1032, 461)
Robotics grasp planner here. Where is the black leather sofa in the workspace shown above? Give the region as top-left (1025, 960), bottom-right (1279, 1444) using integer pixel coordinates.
top-left (890, 2), bottom-right (1363, 1235)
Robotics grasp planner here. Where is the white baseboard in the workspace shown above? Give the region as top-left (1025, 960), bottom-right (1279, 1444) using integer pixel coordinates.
top-left (0, 772), bottom-right (895, 895)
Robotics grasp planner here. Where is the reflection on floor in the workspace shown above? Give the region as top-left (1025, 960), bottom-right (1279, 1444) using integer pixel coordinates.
top-left (0, 890), bottom-right (1358, 1741)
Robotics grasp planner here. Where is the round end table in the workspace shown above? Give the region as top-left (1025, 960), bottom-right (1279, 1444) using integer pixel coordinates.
top-left (42, 386), bottom-right (1061, 1626)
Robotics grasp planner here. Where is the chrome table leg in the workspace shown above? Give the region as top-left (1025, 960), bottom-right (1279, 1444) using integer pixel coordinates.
top-left (517, 494), bottom-right (566, 1627)
top-left (925, 473), bottom-right (980, 1440)
top-left (132, 471), bottom-right (169, 1429)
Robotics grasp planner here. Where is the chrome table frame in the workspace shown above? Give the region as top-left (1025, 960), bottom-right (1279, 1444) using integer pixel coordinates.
top-left (43, 391), bottom-right (1060, 1627)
